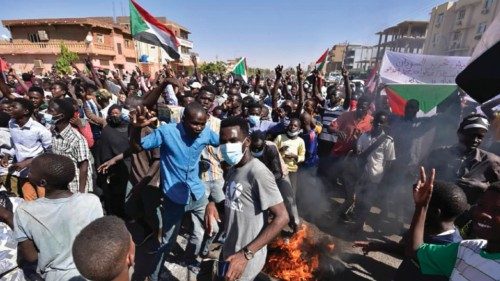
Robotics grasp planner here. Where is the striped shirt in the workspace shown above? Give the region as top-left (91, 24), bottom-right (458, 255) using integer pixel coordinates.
top-left (200, 115), bottom-right (223, 182)
top-left (417, 239), bottom-right (500, 281)
top-left (52, 125), bottom-right (93, 193)
top-left (318, 105), bottom-right (346, 142)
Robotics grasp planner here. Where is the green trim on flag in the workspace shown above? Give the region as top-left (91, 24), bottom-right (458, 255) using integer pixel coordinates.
top-left (232, 57), bottom-right (247, 82)
top-left (386, 84), bottom-right (458, 113)
top-left (129, 1), bottom-right (149, 36)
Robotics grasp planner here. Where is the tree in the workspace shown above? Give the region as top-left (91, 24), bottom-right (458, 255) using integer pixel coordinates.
top-left (199, 61), bottom-right (227, 75)
top-left (54, 43), bottom-right (79, 75)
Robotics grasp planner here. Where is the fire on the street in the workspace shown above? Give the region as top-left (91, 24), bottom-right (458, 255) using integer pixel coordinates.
top-left (264, 224), bottom-right (335, 281)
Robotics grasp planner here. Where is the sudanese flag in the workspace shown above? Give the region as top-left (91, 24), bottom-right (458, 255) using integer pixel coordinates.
top-left (385, 84), bottom-right (458, 116)
top-left (129, 0), bottom-right (180, 60)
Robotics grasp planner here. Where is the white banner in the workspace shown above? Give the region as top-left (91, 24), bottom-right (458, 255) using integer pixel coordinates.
top-left (380, 51), bottom-right (470, 84)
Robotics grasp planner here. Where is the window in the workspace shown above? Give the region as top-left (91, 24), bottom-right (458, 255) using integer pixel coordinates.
top-left (484, 0), bottom-right (494, 10)
top-left (150, 46), bottom-right (156, 49)
top-left (432, 34), bottom-right (438, 44)
top-left (181, 46), bottom-right (190, 54)
top-left (117, 43), bottom-right (122, 55)
top-left (436, 13), bottom-right (444, 25)
top-left (96, 34), bottom-right (104, 44)
top-left (100, 59), bottom-right (110, 66)
top-left (476, 22), bottom-right (487, 35)
top-left (124, 39), bottom-right (130, 48)
top-left (28, 33), bottom-right (40, 43)
top-left (457, 9), bottom-right (466, 20)
top-left (452, 31), bottom-right (461, 41)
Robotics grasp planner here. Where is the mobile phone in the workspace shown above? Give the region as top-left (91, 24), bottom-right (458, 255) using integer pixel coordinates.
top-left (217, 260), bottom-right (229, 277)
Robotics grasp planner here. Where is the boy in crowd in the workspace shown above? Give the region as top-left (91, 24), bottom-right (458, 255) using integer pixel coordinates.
top-left (8, 98), bottom-right (52, 200)
top-left (274, 118), bottom-right (305, 190)
top-left (73, 216), bottom-right (135, 281)
top-left (406, 168), bottom-right (500, 280)
top-left (354, 181), bottom-right (468, 281)
top-left (13, 153), bottom-right (103, 281)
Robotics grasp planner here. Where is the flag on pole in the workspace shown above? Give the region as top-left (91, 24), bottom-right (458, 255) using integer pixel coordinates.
top-left (315, 49), bottom-right (329, 72)
top-left (365, 63), bottom-right (379, 94)
top-left (232, 57), bottom-right (247, 83)
top-left (129, 0), bottom-right (180, 60)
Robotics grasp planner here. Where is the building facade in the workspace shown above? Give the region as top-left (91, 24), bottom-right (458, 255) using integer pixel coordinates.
top-left (326, 43), bottom-right (377, 73)
top-left (351, 45), bottom-right (377, 71)
top-left (423, 0), bottom-right (499, 56)
top-left (374, 21), bottom-right (428, 65)
top-left (0, 16), bottom-right (194, 74)
top-left (0, 17), bottom-right (137, 74)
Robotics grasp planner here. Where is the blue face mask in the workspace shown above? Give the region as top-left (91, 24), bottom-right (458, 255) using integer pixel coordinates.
top-left (120, 112), bottom-right (130, 123)
top-left (248, 115), bottom-right (260, 126)
top-left (43, 113), bottom-right (62, 125)
top-left (221, 141), bottom-right (247, 166)
top-left (251, 148), bottom-right (264, 158)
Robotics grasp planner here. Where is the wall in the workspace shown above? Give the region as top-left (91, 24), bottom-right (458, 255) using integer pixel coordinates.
top-left (423, 0), bottom-right (499, 56)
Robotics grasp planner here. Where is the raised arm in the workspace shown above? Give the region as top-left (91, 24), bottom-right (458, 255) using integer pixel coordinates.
top-left (112, 71), bottom-right (128, 95)
top-left (405, 167), bottom-right (435, 259)
top-left (297, 64), bottom-right (305, 111)
top-left (0, 74), bottom-right (16, 100)
top-left (85, 57), bottom-right (103, 89)
top-left (191, 54), bottom-right (202, 83)
top-left (11, 70), bottom-right (29, 94)
top-left (272, 65), bottom-right (283, 110)
top-left (253, 69), bottom-right (261, 93)
top-left (130, 106), bottom-right (158, 153)
top-left (341, 67), bottom-right (351, 110)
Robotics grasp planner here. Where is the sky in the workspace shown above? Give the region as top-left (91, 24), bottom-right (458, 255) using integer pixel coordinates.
top-left (0, 0), bottom-right (445, 68)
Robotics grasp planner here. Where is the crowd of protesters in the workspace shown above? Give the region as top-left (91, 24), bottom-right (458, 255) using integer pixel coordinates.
top-left (0, 53), bottom-right (498, 281)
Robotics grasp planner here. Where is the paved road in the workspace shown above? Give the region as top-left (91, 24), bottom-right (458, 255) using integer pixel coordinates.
top-left (129, 183), bottom-right (410, 281)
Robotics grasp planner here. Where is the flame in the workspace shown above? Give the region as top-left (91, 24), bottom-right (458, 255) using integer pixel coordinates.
top-left (264, 224), bottom-right (329, 281)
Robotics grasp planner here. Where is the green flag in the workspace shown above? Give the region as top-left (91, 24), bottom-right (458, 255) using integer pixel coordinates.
top-left (232, 57), bottom-right (247, 83)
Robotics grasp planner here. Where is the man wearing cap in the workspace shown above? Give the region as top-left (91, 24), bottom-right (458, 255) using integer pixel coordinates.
top-left (190, 81), bottom-right (202, 95)
top-left (426, 113), bottom-right (500, 204)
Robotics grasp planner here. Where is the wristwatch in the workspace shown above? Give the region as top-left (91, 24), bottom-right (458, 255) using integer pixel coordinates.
top-left (242, 247), bottom-right (254, 260)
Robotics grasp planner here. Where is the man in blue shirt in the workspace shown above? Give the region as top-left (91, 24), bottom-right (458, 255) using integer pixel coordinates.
top-left (130, 102), bottom-right (219, 280)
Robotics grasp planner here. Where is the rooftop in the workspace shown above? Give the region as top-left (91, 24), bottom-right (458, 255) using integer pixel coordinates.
top-left (2, 17), bottom-right (131, 34)
top-left (376, 20), bottom-right (429, 35)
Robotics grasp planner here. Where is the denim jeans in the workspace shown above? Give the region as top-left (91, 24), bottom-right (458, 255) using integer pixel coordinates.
top-left (276, 175), bottom-right (300, 226)
top-left (199, 179), bottom-right (225, 256)
top-left (148, 193), bottom-right (208, 281)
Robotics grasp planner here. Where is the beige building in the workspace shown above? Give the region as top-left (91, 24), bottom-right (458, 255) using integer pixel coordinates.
top-left (423, 0), bottom-right (499, 56)
top-left (0, 16), bottom-right (194, 74)
top-left (325, 43), bottom-right (348, 73)
top-left (374, 21), bottom-right (428, 65)
top-left (0, 17), bottom-right (137, 74)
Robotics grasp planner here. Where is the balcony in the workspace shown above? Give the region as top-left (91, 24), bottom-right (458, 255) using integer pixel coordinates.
top-left (176, 37), bottom-right (193, 49)
top-left (0, 42), bottom-right (116, 57)
top-left (122, 46), bottom-right (137, 59)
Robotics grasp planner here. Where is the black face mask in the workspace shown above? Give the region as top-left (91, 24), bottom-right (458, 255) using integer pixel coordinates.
top-left (106, 115), bottom-right (122, 127)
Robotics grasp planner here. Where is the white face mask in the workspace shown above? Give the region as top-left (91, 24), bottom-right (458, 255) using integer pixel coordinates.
top-left (220, 141), bottom-right (247, 166)
top-left (287, 130), bottom-right (302, 138)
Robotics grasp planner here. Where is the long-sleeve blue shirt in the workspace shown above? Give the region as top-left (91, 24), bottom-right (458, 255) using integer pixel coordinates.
top-left (141, 123), bottom-right (219, 204)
